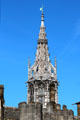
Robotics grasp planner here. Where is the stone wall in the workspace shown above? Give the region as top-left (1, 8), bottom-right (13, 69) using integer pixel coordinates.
top-left (4, 107), bottom-right (20, 120)
top-left (43, 103), bottom-right (74, 120)
top-left (0, 98), bottom-right (75, 120)
top-left (19, 102), bottom-right (75, 120)
top-left (19, 102), bottom-right (42, 120)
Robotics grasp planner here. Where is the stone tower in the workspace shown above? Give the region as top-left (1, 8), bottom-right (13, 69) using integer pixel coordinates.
top-left (27, 11), bottom-right (58, 108)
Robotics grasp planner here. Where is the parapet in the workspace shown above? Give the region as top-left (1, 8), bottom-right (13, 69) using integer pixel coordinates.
top-left (4, 106), bottom-right (20, 120)
top-left (56, 104), bottom-right (61, 110)
top-left (63, 105), bottom-right (67, 111)
top-left (18, 102), bottom-right (27, 109)
top-left (19, 102), bottom-right (42, 120)
top-left (43, 103), bottom-right (74, 120)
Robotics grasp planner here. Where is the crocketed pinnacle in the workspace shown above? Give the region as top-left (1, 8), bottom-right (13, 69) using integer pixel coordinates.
top-left (38, 11), bottom-right (47, 44)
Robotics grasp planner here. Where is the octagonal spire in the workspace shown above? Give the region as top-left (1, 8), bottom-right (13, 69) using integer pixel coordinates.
top-left (38, 10), bottom-right (47, 44)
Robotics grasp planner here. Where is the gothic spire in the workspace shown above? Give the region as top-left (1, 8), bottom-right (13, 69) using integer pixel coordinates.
top-left (27, 7), bottom-right (58, 107)
top-left (38, 9), bottom-right (47, 44)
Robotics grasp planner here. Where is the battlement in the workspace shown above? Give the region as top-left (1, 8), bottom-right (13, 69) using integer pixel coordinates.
top-left (4, 106), bottom-right (20, 120)
top-left (4, 106), bottom-right (19, 110)
top-left (18, 102), bottom-right (74, 120)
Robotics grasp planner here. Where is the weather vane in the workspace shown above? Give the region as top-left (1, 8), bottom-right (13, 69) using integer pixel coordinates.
top-left (40, 0), bottom-right (44, 13)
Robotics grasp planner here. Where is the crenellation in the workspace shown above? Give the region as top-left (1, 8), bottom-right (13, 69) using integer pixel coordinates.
top-left (4, 106), bottom-right (20, 120)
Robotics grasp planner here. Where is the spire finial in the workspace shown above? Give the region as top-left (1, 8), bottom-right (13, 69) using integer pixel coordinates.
top-left (40, 7), bottom-right (43, 14)
top-left (38, 0), bottom-right (47, 44)
top-left (40, 0), bottom-right (45, 27)
top-left (40, 0), bottom-right (44, 13)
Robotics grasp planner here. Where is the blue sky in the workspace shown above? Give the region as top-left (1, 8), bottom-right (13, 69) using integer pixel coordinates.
top-left (0, 0), bottom-right (80, 115)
